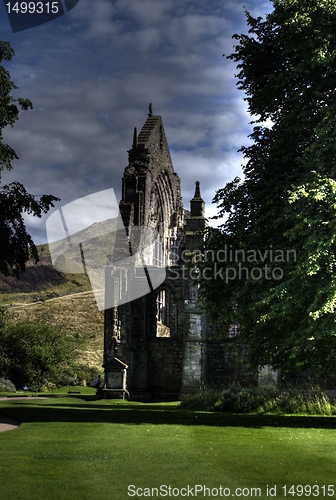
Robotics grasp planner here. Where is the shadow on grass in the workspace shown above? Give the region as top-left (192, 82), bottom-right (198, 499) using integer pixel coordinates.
top-left (1, 396), bottom-right (336, 430)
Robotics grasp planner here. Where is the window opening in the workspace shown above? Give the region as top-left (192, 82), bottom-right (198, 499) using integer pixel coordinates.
top-left (156, 290), bottom-right (170, 337)
top-left (125, 179), bottom-right (136, 202)
top-left (153, 236), bottom-right (164, 266)
top-left (228, 324), bottom-right (240, 338)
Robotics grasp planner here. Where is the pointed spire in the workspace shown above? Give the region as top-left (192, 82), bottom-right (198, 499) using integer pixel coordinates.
top-left (194, 181), bottom-right (201, 199)
top-left (185, 180), bottom-right (207, 251)
top-left (148, 102), bottom-right (153, 117)
top-left (132, 127), bottom-right (138, 149)
top-left (190, 181), bottom-right (205, 217)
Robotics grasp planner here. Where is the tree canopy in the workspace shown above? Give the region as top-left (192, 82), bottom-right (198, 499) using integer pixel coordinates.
top-left (196, 0), bottom-right (336, 375)
top-left (0, 41), bottom-right (58, 276)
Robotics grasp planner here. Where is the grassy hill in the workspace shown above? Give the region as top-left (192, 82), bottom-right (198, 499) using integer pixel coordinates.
top-left (0, 244), bottom-right (104, 372)
top-left (0, 217), bottom-right (133, 374)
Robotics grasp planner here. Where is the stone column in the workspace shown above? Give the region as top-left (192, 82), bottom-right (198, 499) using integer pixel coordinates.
top-left (181, 283), bottom-right (206, 393)
top-left (181, 181), bottom-right (208, 395)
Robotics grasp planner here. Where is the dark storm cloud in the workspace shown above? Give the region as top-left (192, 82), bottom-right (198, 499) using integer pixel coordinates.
top-left (0, 0), bottom-right (272, 241)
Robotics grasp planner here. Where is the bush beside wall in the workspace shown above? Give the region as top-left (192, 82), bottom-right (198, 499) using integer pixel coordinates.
top-left (180, 385), bottom-right (336, 415)
top-left (0, 378), bottom-right (16, 392)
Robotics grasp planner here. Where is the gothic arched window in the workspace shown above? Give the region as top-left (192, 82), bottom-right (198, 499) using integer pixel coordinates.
top-left (156, 289), bottom-right (170, 337)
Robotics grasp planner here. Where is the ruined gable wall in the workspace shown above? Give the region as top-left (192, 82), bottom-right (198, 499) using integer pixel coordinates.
top-left (106, 113), bottom-right (187, 399)
top-left (121, 116), bottom-right (184, 267)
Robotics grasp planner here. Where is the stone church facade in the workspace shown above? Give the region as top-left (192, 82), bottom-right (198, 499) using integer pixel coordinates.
top-left (103, 105), bottom-right (258, 399)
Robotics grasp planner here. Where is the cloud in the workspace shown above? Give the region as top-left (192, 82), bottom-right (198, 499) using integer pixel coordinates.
top-left (0, 0), bottom-right (273, 243)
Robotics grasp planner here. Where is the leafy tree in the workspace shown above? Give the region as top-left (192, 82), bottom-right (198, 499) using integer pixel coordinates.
top-left (0, 309), bottom-right (78, 389)
top-left (0, 41), bottom-right (58, 276)
top-left (196, 0), bottom-right (336, 375)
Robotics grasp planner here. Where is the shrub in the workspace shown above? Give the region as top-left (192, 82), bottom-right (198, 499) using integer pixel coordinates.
top-left (0, 377), bottom-right (16, 392)
top-left (180, 385), bottom-right (336, 415)
top-left (0, 313), bottom-right (78, 389)
top-left (73, 365), bottom-right (98, 387)
top-left (39, 380), bottom-right (57, 392)
top-left (180, 388), bottom-right (219, 411)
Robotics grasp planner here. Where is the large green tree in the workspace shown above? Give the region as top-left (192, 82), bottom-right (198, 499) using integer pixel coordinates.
top-left (197, 0), bottom-right (336, 375)
top-left (0, 41), bottom-right (58, 276)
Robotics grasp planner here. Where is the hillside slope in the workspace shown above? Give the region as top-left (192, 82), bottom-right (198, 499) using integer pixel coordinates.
top-left (0, 245), bottom-right (104, 371)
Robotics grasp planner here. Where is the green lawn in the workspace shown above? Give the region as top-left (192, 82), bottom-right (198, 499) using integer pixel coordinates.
top-left (0, 396), bottom-right (335, 500)
top-left (0, 385), bottom-right (96, 398)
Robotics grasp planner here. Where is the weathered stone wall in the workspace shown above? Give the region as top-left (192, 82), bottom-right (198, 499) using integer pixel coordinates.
top-left (120, 113), bottom-right (184, 268)
top-left (181, 292), bottom-right (207, 392)
top-left (206, 340), bottom-right (258, 387)
top-left (148, 338), bottom-right (184, 397)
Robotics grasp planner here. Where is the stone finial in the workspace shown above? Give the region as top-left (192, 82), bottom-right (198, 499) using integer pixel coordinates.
top-left (132, 127), bottom-right (138, 149)
top-left (190, 180), bottom-right (205, 217)
top-left (194, 181), bottom-right (201, 199)
top-left (148, 102), bottom-right (153, 117)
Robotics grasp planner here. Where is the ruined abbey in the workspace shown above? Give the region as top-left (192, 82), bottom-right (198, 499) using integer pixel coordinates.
top-left (103, 105), bottom-right (260, 400)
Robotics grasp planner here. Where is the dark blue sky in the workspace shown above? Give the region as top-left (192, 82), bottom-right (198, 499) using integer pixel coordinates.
top-left (1, 0), bottom-right (272, 243)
